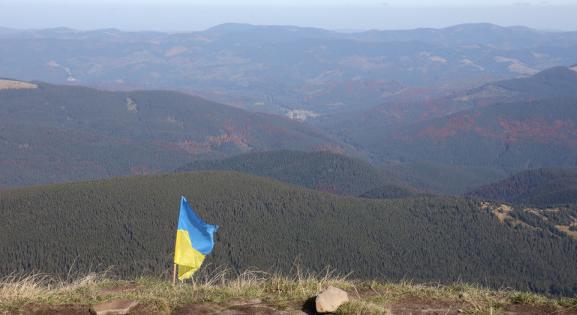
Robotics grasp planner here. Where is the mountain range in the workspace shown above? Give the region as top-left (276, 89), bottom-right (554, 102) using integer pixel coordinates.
top-left (2, 66), bottom-right (577, 191)
top-left (1, 23), bottom-right (577, 118)
top-left (0, 80), bottom-right (342, 188)
top-left (328, 66), bottom-right (577, 171)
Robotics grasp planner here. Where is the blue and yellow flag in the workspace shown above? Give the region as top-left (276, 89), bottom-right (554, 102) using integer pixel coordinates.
top-left (174, 196), bottom-right (218, 280)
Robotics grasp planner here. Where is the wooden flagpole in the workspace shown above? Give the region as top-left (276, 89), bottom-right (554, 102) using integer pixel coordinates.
top-left (172, 263), bottom-right (177, 285)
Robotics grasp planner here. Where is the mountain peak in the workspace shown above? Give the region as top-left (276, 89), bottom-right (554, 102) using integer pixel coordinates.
top-left (532, 65), bottom-right (577, 80)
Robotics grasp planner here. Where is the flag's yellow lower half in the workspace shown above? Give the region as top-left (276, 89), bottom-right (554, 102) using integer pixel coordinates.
top-left (174, 229), bottom-right (206, 280)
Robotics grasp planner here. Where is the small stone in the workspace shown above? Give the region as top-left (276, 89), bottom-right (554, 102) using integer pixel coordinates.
top-left (315, 286), bottom-right (349, 313)
top-left (90, 299), bottom-right (139, 315)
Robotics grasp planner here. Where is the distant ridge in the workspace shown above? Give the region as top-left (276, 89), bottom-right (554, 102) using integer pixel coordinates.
top-left (0, 81), bottom-right (344, 188)
top-left (176, 150), bottom-right (410, 196)
top-left (466, 168), bottom-right (577, 206)
top-left (1, 23), bottom-right (576, 117)
top-left (482, 66), bottom-right (577, 98)
top-left (332, 67), bottom-right (577, 170)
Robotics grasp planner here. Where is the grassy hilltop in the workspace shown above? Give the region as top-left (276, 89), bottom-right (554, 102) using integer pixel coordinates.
top-left (1, 271), bottom-right (577, 314)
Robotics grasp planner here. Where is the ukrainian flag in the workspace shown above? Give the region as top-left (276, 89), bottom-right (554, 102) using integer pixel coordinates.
top-left (174, 196), bottom-right (218, 280)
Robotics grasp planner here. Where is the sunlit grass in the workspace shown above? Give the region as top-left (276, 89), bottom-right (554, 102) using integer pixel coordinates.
top-left (1, 269), bottom-right (575, 314)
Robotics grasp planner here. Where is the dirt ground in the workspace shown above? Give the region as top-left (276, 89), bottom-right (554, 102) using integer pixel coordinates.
top-left (7, 299), bottom-right (577, 315)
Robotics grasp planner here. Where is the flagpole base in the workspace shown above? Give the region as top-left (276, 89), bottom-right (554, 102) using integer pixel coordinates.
top-left (172, 264), bottom-right (177, 285)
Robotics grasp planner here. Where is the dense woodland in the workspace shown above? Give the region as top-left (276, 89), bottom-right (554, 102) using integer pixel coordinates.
top-left (1, 172), bottom-right (577, 296)
top-left (467, 168), bottom-right (577, 206)
top-left (381, 162), bottom-right (509, 195)
top-left (177, 150), bottom-right (410, 196)
top-left (359, 184), bottom-right (422, 199)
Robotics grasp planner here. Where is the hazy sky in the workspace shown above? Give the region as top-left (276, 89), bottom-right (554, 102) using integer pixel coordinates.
top-left (1, 0), bottom-right (576, 31)
top-left (5, 0), bottom-right (577, 5)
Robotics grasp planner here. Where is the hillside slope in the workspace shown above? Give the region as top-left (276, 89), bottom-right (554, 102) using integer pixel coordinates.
top-left (0, 81), bottom-right (342, 188)
top-left (369, 97), bottom-right (577, 169)
top-left (1, 172), bottom-right (577, 295)
top-left (176, 150), bottom-right (410, 196)
top-left (381, 162), bottom-right (509, 195)
top-left (466, 168), bottom-right (577, 206)
top-left (325, 67), bottom-right (577, 170)
top-left (479, 65), bottom-right (577, 99)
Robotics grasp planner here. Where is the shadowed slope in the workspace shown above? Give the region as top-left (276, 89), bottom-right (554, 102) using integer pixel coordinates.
top-left (466, 168), bottom-right (577, 206)
top-left (0, 82), bottom-right (343, 188)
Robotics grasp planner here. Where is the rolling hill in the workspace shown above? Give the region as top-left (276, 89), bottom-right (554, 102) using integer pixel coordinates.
top-left (176, 150), bottom-right (411, 196)
top-left (380, 162), bottom-right (510, 195)
top-left (329, 67), bottom-right (577, 171)
top-left (1, 172), bottom-right (577, 295)
top-left (466, 168), bottom-right (577, 206)
top-left (321, 66), bottom-right (577, 166)
top-left (462, 65), bottom-right (577, 101)
top-left (1, 24), bottom-right (577, 117)
top-left (0, 81), bottom-right (343, 189)
top-left (381, 97), bottom-right (577, 169)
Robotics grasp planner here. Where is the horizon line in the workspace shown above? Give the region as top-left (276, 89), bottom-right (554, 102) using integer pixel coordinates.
top-left (1, 21), bottom-right (576, 34)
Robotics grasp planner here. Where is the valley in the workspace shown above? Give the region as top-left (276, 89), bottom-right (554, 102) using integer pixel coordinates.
top-left (1, 20), bottom-right (577, 313)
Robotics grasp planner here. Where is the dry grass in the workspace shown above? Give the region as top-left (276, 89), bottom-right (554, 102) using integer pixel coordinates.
top-left (1, 269), bottom-right (576, 314)
top-left (0, 80), bottom-right (38, 90)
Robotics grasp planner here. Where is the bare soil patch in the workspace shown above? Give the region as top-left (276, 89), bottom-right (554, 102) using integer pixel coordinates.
top-left (389, 297), bottom-right (466, 315)
top-left (0, 80), bottom-right (38, 90)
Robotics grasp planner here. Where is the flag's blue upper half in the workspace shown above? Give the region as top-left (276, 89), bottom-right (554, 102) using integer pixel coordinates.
top-left (178, 196), bottom-right (218, 255)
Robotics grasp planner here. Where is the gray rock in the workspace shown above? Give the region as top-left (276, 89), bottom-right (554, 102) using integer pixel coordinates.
top-left (315, 286), bottom-right (349, 313)
top-left (89, 299), bottom-right (139, 315)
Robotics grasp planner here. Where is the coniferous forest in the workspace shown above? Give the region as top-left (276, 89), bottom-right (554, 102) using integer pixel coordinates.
top-left (1, 172), bottom-right (577, 296)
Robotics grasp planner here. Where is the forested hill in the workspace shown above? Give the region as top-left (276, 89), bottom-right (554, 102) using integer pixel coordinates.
top-left (176, 150), bottom-right (411, 196)
top-left (485, 66), bottom-right (577, 99)
top-left (323, 67), bottom-right (577, 173)
top-left (1, 172), bottom-right (577, 296)
top-left (0, 80), bottom-right (343, 189)
top-left (359, 184), bottom-right (423, 199)
top-left (466, 168), bottom-right (577, 206)
top-left (378, 97), bottom-right (577, 169)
